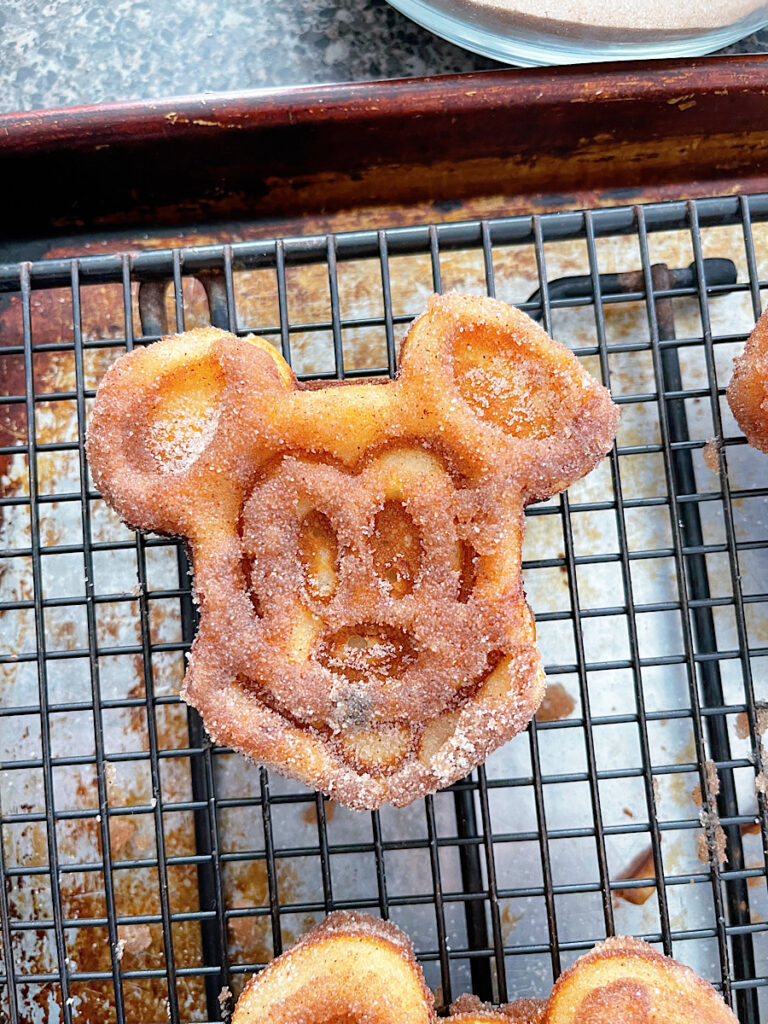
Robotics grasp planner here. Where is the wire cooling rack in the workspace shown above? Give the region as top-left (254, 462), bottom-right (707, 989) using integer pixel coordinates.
top-left (1, 194), bottom-right (768, 1024)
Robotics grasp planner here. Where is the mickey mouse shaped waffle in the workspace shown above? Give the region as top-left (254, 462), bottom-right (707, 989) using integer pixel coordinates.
top-left (87, 293), bottom-right (619, 809)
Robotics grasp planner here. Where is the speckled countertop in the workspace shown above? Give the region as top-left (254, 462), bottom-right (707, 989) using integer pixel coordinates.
top-left (1, 0), bottom-right (767, 113)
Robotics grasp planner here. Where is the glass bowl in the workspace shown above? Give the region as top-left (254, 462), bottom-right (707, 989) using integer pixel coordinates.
top-left (385, 0), bottom-right (768, 65)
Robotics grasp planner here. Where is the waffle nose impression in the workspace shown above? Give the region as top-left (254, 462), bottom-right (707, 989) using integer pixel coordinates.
top-left (315, 625), bottom-right (418, 685)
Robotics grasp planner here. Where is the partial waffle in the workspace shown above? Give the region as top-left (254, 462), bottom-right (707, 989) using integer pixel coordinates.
top-left (728, 304), bottom-right (768, 451)
top-left (87, 292), bottom-right (619, 808)
top-left (231, 912), bottom-right (737, 1023)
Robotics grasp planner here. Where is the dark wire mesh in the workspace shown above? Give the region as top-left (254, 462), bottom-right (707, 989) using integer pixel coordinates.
top-left (0, 194), bottom-right (767, 1023)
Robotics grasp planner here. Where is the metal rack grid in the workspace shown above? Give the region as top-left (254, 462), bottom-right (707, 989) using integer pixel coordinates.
top-left (1, 193), bottom-right (768, 1024)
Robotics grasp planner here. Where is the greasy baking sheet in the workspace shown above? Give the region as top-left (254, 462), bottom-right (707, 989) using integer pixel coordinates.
top-left (2, 206), bottom-right (768, 1023)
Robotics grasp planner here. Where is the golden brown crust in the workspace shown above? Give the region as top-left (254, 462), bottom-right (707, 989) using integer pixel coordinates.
top-left (728, 306), bottom-right (768, 452)
top-left (542, 934), bottom-right (738, 1024)
top-left (87, 293), bottom-right (618, 808)
top-left (232, 911), bottom-right (436, 1024)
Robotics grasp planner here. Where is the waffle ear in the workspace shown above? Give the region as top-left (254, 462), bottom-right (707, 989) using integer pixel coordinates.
top-left (87, 328), bottom-right (291, 535)
top-left (543, 935), bottom-right (737, 1024)
top-left (232, 912), bottom-right (435, 1024)
top-left (398, 293), bottom-right (619, 501)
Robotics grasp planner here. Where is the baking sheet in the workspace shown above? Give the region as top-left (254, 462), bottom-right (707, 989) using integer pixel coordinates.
top-left (1, 215), bottom-right (767, 1022)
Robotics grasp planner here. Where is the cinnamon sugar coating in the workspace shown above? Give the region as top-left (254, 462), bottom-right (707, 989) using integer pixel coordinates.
top-left (87, 293), bottom-right (618, 809)
top-left (543, 935), bottom-right (738, 1024)
top-left (231, 913), bottom-right (737, 1024)
top-left (728, 305), bottom-right (768, 452)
